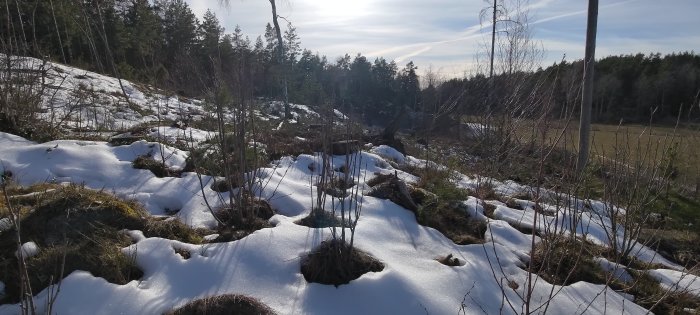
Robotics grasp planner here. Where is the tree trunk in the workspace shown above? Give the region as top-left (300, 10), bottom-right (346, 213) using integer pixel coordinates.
top-left (576, 0), bottom-right (598, 174)
top-left (488, 0), bottom-right (497, 114)
top-left (268, 0), bottom-right (291, 119)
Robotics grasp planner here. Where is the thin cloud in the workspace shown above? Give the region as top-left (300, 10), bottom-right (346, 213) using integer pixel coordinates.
top-left (186, 0), bottom-right (699, 78)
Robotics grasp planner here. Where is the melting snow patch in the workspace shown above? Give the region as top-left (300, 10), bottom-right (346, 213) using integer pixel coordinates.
top-left (203, 234), bottom-right (219, 241)
top-left (370, 145), bottom-right (406, 164)
top-left (648, 269), bottom-right (700, 297)
top-left (594, 257), bottom-right (634, 283)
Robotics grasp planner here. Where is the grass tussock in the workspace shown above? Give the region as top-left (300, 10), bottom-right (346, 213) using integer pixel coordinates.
top-left (367, 167), bottom-right (486, 245)
top-left (530, 236), bottom-right (610, 286)
top-left (300, 239), bottom-right (384, 286)
top-left (142, 218), bottom-right (206, 244)
top-left (627, 270), bottom-right (700, 313)
top-left (638, 228), bottom-right (700, 269)
top-left (530, 235), bottom-right (700, 312)
top-left (413, 168), bottom-right (486, 245)
top-left (212, 197), bottom-right (275, 242)
top-left (0, 184), bottom-right (145, 303)
top-left (165, 294), bottom-right (276, 315)
top-left (133, 154), bottom-right (179, 178)
top-left (0, 184), bottom-right (204, 304)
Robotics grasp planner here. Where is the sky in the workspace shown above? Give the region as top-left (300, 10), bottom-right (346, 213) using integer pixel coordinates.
top-left (184, 0), bottom-right (700, 78)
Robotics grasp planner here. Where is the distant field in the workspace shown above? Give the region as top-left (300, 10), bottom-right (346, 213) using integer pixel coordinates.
top-left (463, 116), bottom-right (700, 188)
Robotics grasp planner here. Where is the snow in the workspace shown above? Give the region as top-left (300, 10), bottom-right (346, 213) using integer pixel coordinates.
top-left (648, 269), bottom-right (700, 296)
top-left (149, 126), bottom-right (215, 145)
top-left (0, 60), bottom-right (684, 314)
top-left (15, 242), bottom-right (39, 259)
top-left (370, 145), bottom-right (406, 164)
top-left (0, 131), bottom-right (660, 314)
top-left (594, 257), bottom-right (634, 284)
top-left (2, 55), bottom-right (208, 132)
top-left (202, 234), bottom-right (219, 241)
top-left (0, 134), bottom-right (218, 227)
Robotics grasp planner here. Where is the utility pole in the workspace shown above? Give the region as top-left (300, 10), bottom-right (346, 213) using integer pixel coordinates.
top-left (576, 0), bottom-right (599, 174)
top-left (488, 0), bottom-right (497, 114)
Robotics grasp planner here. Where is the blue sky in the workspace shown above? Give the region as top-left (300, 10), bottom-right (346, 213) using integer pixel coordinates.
top-left (185, 0), bottom-right (700, 78)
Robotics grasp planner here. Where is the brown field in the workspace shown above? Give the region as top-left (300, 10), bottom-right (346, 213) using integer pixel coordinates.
top-left (464, 116), bottom-right (700, 188)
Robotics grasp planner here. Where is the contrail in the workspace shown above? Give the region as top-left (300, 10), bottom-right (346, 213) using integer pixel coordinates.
top-left (374, 0), bottom-right (643, 64)
top-left (395, 46), bottom-right (433, 63)
top-left (532, 0), bottom-right (642, 25)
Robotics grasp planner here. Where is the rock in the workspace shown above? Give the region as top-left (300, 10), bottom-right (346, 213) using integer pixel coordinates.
top-left (367, 175), bottom-right (418, 212)
top-left (331, 140), bottom-right (359, 155)
top-left (109, 134), bottom-right (143, 146)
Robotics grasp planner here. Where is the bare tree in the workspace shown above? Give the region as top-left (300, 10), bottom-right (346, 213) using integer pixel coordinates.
top-left (218, 0), bottom-right (291, 119)
top-left (268, 0), bottom-right (292, 120)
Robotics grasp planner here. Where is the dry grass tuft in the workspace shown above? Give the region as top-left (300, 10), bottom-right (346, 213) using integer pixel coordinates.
top-left (529, 236), bottom-right (609, 286)
top-left (133, 154), bottom-right (179, 178)
top-left (165, 294), bottom-right (276, 315)
top-left (143, 218), bottom-right (205, 244)
top-left (0, 184), bottom-right (146, 303)
top-left (0, 184), bottom-right (205, 304)
top-left (300, 239), bottom-right (384, 286)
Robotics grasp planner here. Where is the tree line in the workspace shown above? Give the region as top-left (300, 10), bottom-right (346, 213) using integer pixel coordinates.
top-left (435, 52), bottom-right (700, 125)
top-left (3, 0), bottom-right (698, 126)
top-left (2, 0), bottom-right (422, 126)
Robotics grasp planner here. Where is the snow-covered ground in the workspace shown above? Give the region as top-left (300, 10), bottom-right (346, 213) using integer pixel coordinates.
top-left (1, 58), bottom-right (697, 314)
top-left (2, 132), bottom-right (698, 315)
top-left (2, 55), bottom-right (332, 134)
top-left (2, 54), bottom-right (208, 131)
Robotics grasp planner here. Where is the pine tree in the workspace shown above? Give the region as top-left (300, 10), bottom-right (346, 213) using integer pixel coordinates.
top-left (283, 24), bottom-right (301, 64)
top-left (263, 23), bottom-right (278, 64)
top-left (123, 0), bottom-right (162, 81)
top-left (158, 0), bottom-right (198, 68)
top-left (198, 10), bottom-right (223, 62)
top-left (398, 61), bottom-right (420, 112)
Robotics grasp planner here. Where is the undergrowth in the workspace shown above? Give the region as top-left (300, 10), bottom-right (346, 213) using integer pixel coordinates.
top-left (413, 167), bottom-right (486, 245)
top-left (371, 165), bottom-right (486, 245)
